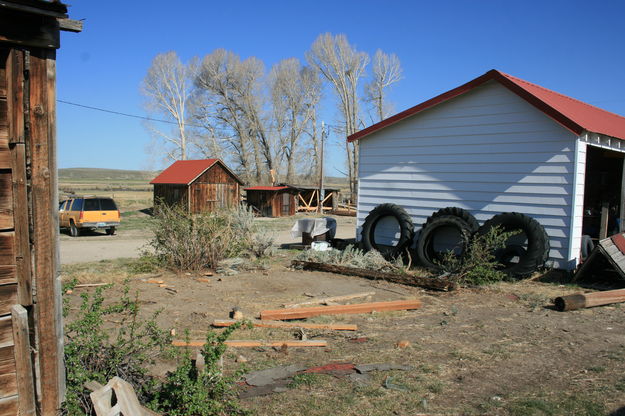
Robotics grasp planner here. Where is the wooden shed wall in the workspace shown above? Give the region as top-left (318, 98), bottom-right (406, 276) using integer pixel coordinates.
top-left (189, 163), bottom-right (240, 213)
top-left (357, 81), bottom-right (579, 269)
top-left (246, 190), bottom-right (296, 217)
top-left (0, 44), bottom-right (63, 415)
top-left (154, 184), bottom-right (188, 210)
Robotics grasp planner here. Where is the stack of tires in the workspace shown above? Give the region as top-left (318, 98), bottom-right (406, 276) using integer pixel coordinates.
top-left (360, 204), bottom-right (550, 278)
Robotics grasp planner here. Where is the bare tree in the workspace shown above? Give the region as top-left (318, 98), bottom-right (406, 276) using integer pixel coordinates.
top-left (142, 51), bottom-right (195, 161)
top-left (365, 49), bottom-right (402, 122)
top-left (270, 59), bottom-right (322, 182)
top-left (194, 49), bottom-right (274, 183)
top-left (306, 33), bottom-right (369, 198)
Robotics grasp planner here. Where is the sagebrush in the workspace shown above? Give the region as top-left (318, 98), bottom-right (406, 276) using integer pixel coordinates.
top-left (149, 203), bottom-right (274, 271)
top-left (294, 244), bottom-right (404, 273)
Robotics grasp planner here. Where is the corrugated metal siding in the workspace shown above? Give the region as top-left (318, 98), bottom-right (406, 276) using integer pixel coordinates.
top-left (357, 81), bottom-right (579, 268)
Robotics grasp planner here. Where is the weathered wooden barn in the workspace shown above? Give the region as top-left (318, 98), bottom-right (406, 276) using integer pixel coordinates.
top-left (350, 69), bottom-right (625, 270)
top-left (0, 1), bottom-right (81, 415)
top-left (245, 184), bottom-right (340, 217)
top-left (151, 159), bottom-right (243, 213)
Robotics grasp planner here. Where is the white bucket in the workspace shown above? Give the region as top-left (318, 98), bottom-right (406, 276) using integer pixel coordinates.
top-left (311, 241), bottom-right (331, 251)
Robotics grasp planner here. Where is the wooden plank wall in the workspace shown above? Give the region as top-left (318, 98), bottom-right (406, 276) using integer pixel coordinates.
top-left (0, 47), bottom-right (19, 414)
top-left (190, 163), bottom-right (240, 213)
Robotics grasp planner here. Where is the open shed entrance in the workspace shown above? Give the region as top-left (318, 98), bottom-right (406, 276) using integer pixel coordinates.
top-left (582, 146), bottom-right (625, 240)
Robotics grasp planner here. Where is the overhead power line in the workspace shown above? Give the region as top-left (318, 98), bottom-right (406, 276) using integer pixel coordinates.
top-left (57, 99), bottom-right (344, 133)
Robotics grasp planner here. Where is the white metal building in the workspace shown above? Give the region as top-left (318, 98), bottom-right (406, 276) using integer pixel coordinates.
top-left (349, 70), bottom-right (625, 269)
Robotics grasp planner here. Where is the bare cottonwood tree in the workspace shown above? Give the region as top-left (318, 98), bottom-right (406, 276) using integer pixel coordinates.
top-left (142, 51), bottom-right (195, 161)
top-left (306, 33), bottom-right (369, 198)
top-left (194, 49), bottom-right (273, 183)
top-left (270, 59), bottom-right (322, 182)
top-left (365, 49), bottom-right (402, 122)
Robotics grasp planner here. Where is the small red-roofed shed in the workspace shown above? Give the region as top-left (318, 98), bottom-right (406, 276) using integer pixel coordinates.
top-left (245, 185), bottom-right (297, 217)
top-left (151, 159), bottom-right (244, 213)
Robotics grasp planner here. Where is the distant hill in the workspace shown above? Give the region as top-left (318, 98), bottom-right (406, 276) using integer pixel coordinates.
top-left (58, 168), bottom-right (156, 182)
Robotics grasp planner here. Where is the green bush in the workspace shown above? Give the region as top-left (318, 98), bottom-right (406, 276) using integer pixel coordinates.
top-left (62, 281), bottom-right (170, 415)
top-left (437, 226), bottom-right (517, 286)
top-left (154, 322), bottom-right (251, 416)
top-left (149, 204), bottom-right (274, 271)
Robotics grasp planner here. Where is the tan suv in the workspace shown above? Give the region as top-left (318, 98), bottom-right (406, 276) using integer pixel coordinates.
top-left (59, 196), bottom-right (121, 237)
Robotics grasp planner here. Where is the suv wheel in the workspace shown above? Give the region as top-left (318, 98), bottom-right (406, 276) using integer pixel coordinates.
top-left (70, 222), bottom-right (80, 237)
top-left (106, 226), bottom-right (116, 236)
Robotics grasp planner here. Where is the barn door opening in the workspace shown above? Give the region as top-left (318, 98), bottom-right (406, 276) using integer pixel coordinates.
top-left (581, 146), bottom-right (625, 241)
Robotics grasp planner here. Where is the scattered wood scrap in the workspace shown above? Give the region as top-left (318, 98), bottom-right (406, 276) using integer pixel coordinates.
top-left (291, 260), bottom-right (456, 291)
top-left (260, 299), bottom-right (422, 321)
top-left (554, 288), bottom-right (625, 311)
top-left (212, 319), bottom-right (357, 331)
top-left (88, 377), bottom-right (160, 416)
top-left (172, 339), bottom-right (327, 348)
top-left (74, 283), bottom-right (108, 288)
top-left (283, 291), bottom-right (375, 308)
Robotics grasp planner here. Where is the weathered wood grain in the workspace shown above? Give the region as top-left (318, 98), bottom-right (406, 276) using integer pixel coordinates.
top-left (0, 315), bottom-right (13, 347)
top-left (0, 285), bottom-right (17, 315)
top-left (31, 48), bottom-right (63, 414)
top-left (11, 143), bottom-right (31, 306)
top-left (0, 266), bottom-right (15, 286)
top-left (212, 319), bottom-right (358, 331)
top-left (0, 232), bottom-right (14, 265)
top-left (0, 345), bottom-right (15, 374)
top-left (0, 373), bottom-right (17, 398)
top-left (261, 299), bottom-right (422, 321)
top-left (0, 395), bottom-right (18, 416)
top-left (11, 305), bottom-right (36, 414)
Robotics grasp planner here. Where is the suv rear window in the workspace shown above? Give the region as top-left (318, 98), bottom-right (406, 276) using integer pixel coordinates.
top-left (83, 198), bottom-right (117, 211)
top-left (99, 199), bottom-right (117, 210)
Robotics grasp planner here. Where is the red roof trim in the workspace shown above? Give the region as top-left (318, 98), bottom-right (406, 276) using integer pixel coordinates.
top-left (244, 186), bottom-right (290, 191)
top-left (347, 69), bottom-right (625, 142)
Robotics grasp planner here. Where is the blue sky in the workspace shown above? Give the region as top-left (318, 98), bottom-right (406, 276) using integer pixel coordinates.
top-left (57, 0), bottom-right (625, 174)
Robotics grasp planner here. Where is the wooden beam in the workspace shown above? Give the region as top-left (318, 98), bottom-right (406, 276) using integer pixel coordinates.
top-left (0, 11), bottom-right (61, 49)
top-left (11, 305), bottom-right (35, 415)
top-left (0, 395), bottom-right (18, 415)
top-left (292, 260), bottom-right (457, 291)
top-left (172, 339), bottom-right (328, 348)
top-left (555, 288), bottom-right (625, 311)
top-left (57, 18), bottom-right (83, 33)
top-left (260, 299), bottom-right (422, 321)
top-left (600, 201), bottom-right (609, 240)
top-left (212, 319), bottom-right (357, 331)
top-left (283, 291), bottom-right (375, 308)
top-left (30, 48), bottom-right (63, 414)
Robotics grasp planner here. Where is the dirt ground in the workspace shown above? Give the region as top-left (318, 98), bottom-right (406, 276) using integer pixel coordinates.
top-left (64, 256), bottom-right (625, 415)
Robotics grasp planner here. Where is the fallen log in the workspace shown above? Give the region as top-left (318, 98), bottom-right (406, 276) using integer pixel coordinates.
top-left (212, 319), bottom-right (357, 331)
top-left (554, 288), bottom-right (625, 311)
top-left (172, 339), bottom-right (328, 348)
top-left (283, 291), bottom-right (375, 308)
top-left (291, 260), bottom-right (456, 291)
top-left (260, 299), bottom-right (422, 321)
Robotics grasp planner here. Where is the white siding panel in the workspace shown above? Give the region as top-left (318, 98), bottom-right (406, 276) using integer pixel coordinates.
top-left (357, 80), bottom-right (579, 269)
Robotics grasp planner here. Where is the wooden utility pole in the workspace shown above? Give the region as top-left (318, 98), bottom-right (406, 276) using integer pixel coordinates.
top-left (317, 121), bottom-right (325, 213)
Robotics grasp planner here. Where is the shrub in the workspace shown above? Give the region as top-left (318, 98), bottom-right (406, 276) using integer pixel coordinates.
top-left (148, 204), bottom-right (274, 272)
top-left (437, 225), bottom-right (517, 285)
top-left (62, 281), bottom-right (170, 415)
top-left (295, 244), bottom-right (404, 273)
top-left (154, 322), bottom-right (251, 416)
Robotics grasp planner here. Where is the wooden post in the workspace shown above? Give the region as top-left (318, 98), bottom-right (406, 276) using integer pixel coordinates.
top-left (11, 305), bottom-right (36, 415)
top-left (555, 288), bottom-right (625, 311)
top-left (599, 201), bottom-right (609, 239)
top-left (30, 49), bottom-right (64, 415)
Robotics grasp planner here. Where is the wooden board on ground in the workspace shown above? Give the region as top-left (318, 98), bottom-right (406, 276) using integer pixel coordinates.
top-left (283, 291), bottom-right (375, 308)
top-left (212, 319), bottom-right (357, 331)
top-left (260, 299), bottom-right (422, 321)
top-left (292, 260), bottom-right (456, 291)
top-left (172, 340), bottom-right (328, 348)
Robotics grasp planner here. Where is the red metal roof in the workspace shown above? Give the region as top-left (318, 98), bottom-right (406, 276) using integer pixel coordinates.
top-left (244, 186), bottom-right (290, 191)
top-left (348, 69), bottom-right (625, 142)
top-left (150, 159), bottom-right (241, 185)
